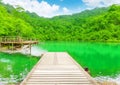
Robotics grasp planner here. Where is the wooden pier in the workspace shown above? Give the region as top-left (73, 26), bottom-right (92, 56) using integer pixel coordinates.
top-left (0, 36), bottom-right (38, 54)
top-left (20, 52), bottom-right (98, 85)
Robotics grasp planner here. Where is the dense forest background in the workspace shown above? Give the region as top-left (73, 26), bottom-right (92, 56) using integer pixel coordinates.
top-left (0, 1), bottom-right (120, 41)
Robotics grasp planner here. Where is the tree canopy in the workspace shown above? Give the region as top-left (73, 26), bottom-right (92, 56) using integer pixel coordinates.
top-left (0, 2), bottom-right (120, 42)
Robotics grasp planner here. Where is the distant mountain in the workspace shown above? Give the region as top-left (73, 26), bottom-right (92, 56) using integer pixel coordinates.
top-left (0, 1), bottom-right (120, 41)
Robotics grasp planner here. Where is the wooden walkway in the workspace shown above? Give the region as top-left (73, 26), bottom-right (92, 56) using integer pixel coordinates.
top-left (20, 52), bottom-right (98, 85)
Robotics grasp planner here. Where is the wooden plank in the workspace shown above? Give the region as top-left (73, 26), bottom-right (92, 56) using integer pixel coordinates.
top-left (29, 76), bottom-right (87, 79)
top-left (20, 52), bottom-right (98, 85)
top-left (25, 81), bottom-right (92, 84)
top-left (25, 84), bottom-right (93, 85)
top-left (30, 74), bottom-right (87, 77)
top-left (27, 78), bottom-right (89, 81)
top-left (34, 69), bottom-right (82, 73)
top-left (31, 72), bottom-right (83, 74)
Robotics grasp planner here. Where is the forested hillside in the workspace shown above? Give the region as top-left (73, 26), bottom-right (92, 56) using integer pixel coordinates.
top-left (0, 3), bottom-right (33, 37)
top-left (0, 1), bottom-right (120, 41)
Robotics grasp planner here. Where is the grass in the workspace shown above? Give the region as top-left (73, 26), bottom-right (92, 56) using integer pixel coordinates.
top-left (39, 41), bottom-right (120, 77)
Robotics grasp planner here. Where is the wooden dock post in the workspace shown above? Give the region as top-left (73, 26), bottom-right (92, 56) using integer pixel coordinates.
top-left (12, 42), bottom-right (14, 52)
top-left (29, 43), bottom-right (31, 55)
top-left (0, 37), bottom-right (2, 51)
top-left (0, 42), bottom-right (1, 51)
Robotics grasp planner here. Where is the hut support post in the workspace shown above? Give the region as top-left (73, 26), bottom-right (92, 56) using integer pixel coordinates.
top-left (12, 43), bottom-right (14, 53)
top-left (29, 43), bottom-right (31, 55)
top-left (0, 43), bottom-right (1, 51)
top-left (0, 37), bottom-right (2, 51)
top-left (8, 44), bottom-right (10, 50)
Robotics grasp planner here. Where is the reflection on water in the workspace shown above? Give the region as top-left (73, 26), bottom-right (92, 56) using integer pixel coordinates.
top-left (0, 58), bottom-right (10, 63)
top-left (0, 69), bottom-right (27, 84)
top-left (20, 46), bottom-right (47, 56)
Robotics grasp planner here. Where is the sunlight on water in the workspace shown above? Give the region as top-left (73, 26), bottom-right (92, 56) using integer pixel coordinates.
top-left (0, 58), bottom-right (10, 63)
top-left (20, 45), bottom-right (47, 56)
top-left (2, 45), bottom-right (47, 57)
top-left (95, 75), bottom-right (120, 84)
top-left (0, 53), bottom-right (39, 84)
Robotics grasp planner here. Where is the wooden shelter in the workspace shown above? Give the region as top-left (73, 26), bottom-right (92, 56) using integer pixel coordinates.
top-left (0, 36), bottom-right (38, 55)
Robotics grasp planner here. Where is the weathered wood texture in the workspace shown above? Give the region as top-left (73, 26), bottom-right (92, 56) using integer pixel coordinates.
top-left (20, 52), bottom-right (98, 85)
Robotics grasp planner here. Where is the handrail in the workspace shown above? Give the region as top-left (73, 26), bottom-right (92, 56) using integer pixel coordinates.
top-left (0, 36), bottom-right (38, 43)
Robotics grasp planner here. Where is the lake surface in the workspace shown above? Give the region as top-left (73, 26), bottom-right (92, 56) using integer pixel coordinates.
top-left (39, 42), bottom-right (120, 77)
top-left (0, 42), bottom-right (120, 84)
top-left (0, 53), bottom-right (39, 84)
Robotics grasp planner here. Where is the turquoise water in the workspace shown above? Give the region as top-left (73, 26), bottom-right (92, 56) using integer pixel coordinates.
top-left (0, 53), bottom-right (39, 83)
top-left (0, 42), bottom-right (120, 84)
top-left (39, 42), bottom-right (120, 77)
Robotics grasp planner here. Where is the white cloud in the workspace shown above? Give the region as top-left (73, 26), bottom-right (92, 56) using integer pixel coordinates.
top-left (82, 0), bottom-right (120, 8)
top-left (2, 0), bottom-right (60, 17)
top-left (63, 7), bottom-right (69, 13)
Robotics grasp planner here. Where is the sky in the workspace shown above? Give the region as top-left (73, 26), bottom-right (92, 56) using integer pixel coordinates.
top-left (2, 0), bottom-right (120, 17)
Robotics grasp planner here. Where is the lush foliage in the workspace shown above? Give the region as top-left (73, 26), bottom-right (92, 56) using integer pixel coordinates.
top-left (0, 2), bottom-right (120, 41)
top-left (0, 3), bottom-right (33, 37)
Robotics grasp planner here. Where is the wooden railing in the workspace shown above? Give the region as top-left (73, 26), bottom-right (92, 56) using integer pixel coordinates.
top-left (0, 36), bottom-right (38, 43)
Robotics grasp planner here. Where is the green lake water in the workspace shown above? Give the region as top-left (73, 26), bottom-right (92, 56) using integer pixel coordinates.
top-left (0, 53), bottom-right (39, 83)
top-left (0, 42), bottom-right (120, 84)
top-left (39, 42), bottom-right (120, 77)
